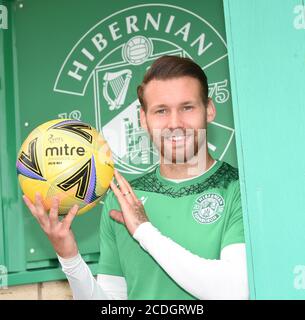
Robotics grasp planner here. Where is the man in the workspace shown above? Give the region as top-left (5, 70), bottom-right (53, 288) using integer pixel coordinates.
top-left (23, 56), bottom-right (249, 300)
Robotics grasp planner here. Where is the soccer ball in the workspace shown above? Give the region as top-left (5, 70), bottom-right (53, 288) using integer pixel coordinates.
top-left (16, 119), bottom-right (114, 215)
top-left (123, 36), bottom-right (153, 65)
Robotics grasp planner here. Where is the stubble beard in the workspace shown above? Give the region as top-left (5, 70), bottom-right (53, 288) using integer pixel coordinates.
top-left (148, 127), bottom-right (207, 168)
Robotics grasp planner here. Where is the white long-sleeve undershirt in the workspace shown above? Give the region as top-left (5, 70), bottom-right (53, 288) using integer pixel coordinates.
top-left (57, 222), bottom-right (249, 300)
top-left (57, 253), bottom-right (127, 300)
top-left (133, 222), bottom-right (249, 300)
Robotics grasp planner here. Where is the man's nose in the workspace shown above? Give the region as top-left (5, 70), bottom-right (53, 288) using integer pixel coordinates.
top-left (167, 110), bottom-right (183, 129)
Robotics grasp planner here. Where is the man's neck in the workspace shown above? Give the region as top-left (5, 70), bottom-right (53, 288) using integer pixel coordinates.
top-left (159, 153), bottom-right (215, 179)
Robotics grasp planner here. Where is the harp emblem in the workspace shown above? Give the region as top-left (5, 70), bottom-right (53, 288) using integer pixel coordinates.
top-left (103, 69), bottom-right (132, 110)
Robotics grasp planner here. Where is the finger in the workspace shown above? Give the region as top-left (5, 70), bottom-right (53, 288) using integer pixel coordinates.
top-left (34, 192), bottom-right (49, 226)
top-left (23, 195), bottom-right (37, 216)
top-left (118, 173), bottom-right (138, 203)
top-left (110, 181), bottom-right (131, 211)
top-left (35, 192), bottom-right (46, 215)
top-left (110, 180), bottom-right (124, 201)
top-left (49, 196), bottom-right (60, 228)
top-left (113, 170), bottom-right (134, 203)
top-left (62, 204), bottom-right (79, 229)
top-left (109, 209), bottom-right (125, 225)
top-left (113, 169), bottom-right (129, 195)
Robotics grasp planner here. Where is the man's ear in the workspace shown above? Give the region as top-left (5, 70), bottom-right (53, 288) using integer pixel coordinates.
top-left (140, 107), bottom-right (148, 131)
top-left (206, 98), bottom-right (216, 123)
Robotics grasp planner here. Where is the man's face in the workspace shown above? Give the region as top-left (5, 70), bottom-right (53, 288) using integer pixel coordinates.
top-left (140, 76), bottom-right (215, 164)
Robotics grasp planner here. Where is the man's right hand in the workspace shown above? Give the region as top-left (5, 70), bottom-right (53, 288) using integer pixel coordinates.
top-left (23, 192), bottom-right (79, 259)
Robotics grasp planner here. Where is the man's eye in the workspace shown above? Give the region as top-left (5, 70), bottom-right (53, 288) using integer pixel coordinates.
top-left (183, 106), bottom-right (193, 111)
top-left (156, 109), bottom-right (166, 114)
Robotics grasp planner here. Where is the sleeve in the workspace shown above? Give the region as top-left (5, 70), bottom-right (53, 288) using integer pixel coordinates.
top-left (97, 274), bottom-right (127, 300)
top-left (221, 180), bottom-right (245, 250)
top-left (97, 191), bottom-right (124, 276)
top-left (57, 253), bottom-right (127, 300)
top-left (133, 223), bottom-right (249, 300)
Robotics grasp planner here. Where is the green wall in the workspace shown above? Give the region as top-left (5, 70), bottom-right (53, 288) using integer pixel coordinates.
top-left (1, 0), bottom-right (237, 287)
top-left (224, 0), bottom-right (305, 299)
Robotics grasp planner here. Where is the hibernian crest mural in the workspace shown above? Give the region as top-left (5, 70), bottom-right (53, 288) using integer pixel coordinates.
top-left (54, 4), bottom-right (235, 176)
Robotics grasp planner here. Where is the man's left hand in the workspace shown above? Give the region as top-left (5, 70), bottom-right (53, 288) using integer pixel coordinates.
top-left (109, 169), bottom-right (149, 236)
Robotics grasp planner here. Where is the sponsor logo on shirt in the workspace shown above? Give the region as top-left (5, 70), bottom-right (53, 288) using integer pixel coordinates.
top-left (192, 193), bottom-right (225, 224)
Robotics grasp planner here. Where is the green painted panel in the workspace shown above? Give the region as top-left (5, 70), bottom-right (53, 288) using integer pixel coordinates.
top-left (1, 0), bottom-right (27, 273)
top-left (8, 261), bottom-right (99, 286)
top-left (1, 0), bottom-right (238, 286)
top-left (224, 0), bottom-right (305, 299)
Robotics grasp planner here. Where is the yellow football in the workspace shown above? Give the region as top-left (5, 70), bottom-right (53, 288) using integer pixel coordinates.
top-left (16, 119), bottom-right (114, 215)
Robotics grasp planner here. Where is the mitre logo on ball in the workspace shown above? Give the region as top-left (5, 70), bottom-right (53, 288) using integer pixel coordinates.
top-left (45, 144), bottom-right (86, 157)
top-left (16, 119), bottom-right (114, 215)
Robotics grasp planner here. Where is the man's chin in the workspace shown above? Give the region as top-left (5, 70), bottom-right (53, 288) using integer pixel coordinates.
top-left (161, 149), bottom-right (199, 164)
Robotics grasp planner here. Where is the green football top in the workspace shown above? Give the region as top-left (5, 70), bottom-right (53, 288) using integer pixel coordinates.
top-left (97, 160), bottom-right (245, 299)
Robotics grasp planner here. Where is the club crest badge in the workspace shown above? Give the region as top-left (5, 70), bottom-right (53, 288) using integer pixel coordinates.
top-left (192, 193), bottom-right (225, 224)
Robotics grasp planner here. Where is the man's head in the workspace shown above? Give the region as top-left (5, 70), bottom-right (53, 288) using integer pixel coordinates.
top-left (137, 55), bottom-right (209, 111)
top-left (137, 55), bottom-right (216, 166)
